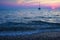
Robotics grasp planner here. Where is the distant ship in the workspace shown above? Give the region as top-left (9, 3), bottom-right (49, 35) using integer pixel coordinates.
top-left (38, 7), bottom-right (41, 10)
top-left (38, 1), bottom-right (41, 10)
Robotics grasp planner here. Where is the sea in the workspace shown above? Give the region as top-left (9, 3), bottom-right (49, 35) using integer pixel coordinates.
top-left (0, 8), bottom-right (60, 36)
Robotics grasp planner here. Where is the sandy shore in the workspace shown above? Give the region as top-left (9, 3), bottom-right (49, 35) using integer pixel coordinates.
top-left (0, 32), bottom-right (60, 40)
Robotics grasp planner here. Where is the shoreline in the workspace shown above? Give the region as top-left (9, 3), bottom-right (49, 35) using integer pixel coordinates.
top-left (0, 32), bottom-right (60, 40)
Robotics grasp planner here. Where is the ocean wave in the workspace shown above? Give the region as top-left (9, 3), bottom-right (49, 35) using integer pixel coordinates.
top-left (0, 9), bottom-right (60, 24)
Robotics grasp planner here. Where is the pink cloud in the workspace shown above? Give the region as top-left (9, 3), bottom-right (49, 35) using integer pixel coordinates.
top-left (0, 1), bottom-right (60, 9)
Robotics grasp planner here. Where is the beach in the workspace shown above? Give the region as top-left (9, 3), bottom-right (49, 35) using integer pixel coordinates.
top-left (0, 32), bottom-right (60, 40)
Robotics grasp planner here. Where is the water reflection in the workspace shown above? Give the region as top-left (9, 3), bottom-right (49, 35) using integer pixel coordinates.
top-left (0, 9), bottom-right (60, 23)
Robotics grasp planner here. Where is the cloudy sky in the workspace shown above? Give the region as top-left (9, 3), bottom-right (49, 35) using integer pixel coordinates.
top-left (0, 0), bottom-right (60, 9)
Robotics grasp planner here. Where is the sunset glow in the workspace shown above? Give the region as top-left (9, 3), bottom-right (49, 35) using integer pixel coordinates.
top-left (0, 0), bottom-right (60, 9)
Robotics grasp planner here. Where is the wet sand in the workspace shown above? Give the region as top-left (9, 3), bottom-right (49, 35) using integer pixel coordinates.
top-left (0, 32), bottom-right (60, 40)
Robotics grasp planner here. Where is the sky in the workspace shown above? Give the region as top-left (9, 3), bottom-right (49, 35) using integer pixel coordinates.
top-left (0, 0), bottom-right (60, 9)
